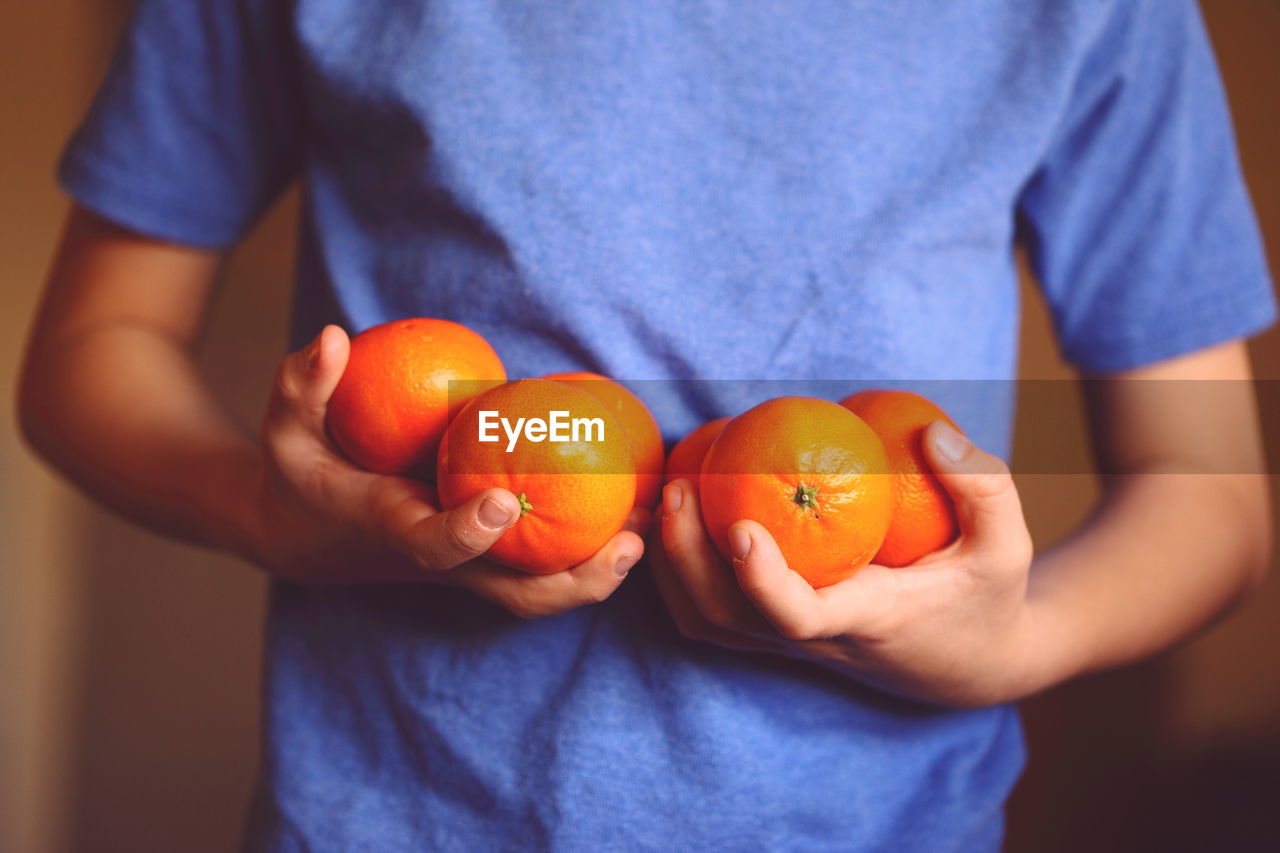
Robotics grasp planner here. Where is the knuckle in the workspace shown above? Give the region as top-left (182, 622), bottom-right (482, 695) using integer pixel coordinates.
top-left (660, 533), bottom-right (693, 567)
top-left (981, 452), bottom-right (1012, 477)
top-left (367, 483), bottom-right (405, 530)
top-left (736, 578), bottom-right (771, 602)
top-left (582, 581), bottom-right (614, 606)
top-left (567, 568), bottom-right (621, 607)
top-left (409, 546), bottom-right (444, 573)
top-left (972, 465), bottom-right (1014, 501)
top-left (661, 520), bottom-right (703, 562)
top-left (508, 596), bottom-right (552, 621)
top-left (979, 452), bottom-right (1012, 478)
top-left (507, 603), bottom-right (537, 620)
top-left (778, 616), bottom-right (819, 643)
top-left (272, 362), bottom-right (305, 406)
top-left (368, 494), bottom-right (407, 548)
top-left (405, 528), bottom-right (455, 573)
top-left (443, 518), bottom-right (487, 561)
top-left (261, 443), bottom-right (316, 499)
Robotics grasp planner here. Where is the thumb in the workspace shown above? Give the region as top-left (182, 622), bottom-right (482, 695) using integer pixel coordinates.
top-left (267, 325), bottom-right (350, 434)
top-left (922, 420), bottom-right (1030, 560)
top-left (390, 487), bottom-right (523, 572)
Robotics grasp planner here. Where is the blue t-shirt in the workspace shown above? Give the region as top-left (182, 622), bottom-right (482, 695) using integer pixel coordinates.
top-left (61, 1), bottom-right (1274, 850)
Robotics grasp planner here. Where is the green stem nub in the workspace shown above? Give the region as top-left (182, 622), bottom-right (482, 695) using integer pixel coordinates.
top-left (517, 492), bottom-right (533, 517)
top-left (793, 484), bottom-right (820, 517)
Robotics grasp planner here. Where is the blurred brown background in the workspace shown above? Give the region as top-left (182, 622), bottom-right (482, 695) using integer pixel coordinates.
top-left (1, 2), bottom-right (1276, 851)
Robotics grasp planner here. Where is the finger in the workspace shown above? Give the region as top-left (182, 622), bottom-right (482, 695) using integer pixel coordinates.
top-left (661, 480), bottom-right (776, 635)
top-left (622, 506), bottom-right (653, 538)
top-left (383, 486), bottom-right (522, 572)
top-left (455, 528), bottom-right (644, 619)
top-left (921, 420), bottom-right (1032, 562)
top-left (649, 542), bottom-right (789, 655)
top-left (733, 518), bottom-right (966, 644)
top-left (727, 520), bottom-right (833, 642)
top-left (266, 324), bottom-right (350, 435)
top-left (814, 561), bottom-right (953, 643)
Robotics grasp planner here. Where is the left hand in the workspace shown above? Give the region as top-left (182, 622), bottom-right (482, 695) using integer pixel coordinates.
top-left (654, 421), bottom-right (1040, 708)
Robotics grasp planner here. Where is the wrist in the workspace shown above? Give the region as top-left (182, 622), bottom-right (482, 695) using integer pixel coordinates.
top-left (1008, 580), bottom-right (1094, 701)
top-left (216, 443), bottom-right (270, 566)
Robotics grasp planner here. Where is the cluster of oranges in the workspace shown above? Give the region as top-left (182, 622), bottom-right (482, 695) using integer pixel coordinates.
top-left (326, 318), bottom-right (960, 585)
top-left (326, 318), bottom-right (662, 574)
top-left (671, 393), bottom-right (960, 587)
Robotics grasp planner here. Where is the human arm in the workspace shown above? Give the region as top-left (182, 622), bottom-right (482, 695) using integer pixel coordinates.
top-left (17, 206), bottom-right (643, 615)
top-left (1024, 341), bottom-right (1271, 679)
top-left (653, 340), bottom-right (1271, 707)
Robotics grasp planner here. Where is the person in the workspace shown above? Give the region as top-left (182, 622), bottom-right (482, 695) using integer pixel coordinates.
top-left (18, 0), bottom-right (1274, 849)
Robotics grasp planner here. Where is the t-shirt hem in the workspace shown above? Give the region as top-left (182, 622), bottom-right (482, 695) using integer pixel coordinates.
top-left (1060, 282), bottom-right (1277, 374)
top-left (57, 147), bottom-right (247, 250)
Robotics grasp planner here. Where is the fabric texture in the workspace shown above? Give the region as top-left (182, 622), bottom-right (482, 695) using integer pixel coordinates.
top-left (60, 1), bottom-right (1274, 850)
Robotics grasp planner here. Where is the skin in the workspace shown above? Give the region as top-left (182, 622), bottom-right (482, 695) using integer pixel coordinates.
top-left (18, 207), bottom-right (1273, 707)
top-left (18, 207), bottom-right (644, 620)
top-left (657, 343), bottom-right (1273, 707)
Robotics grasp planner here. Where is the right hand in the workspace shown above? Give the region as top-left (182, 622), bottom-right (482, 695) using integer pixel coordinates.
top-left (244, 324), bottom-right (646, 619)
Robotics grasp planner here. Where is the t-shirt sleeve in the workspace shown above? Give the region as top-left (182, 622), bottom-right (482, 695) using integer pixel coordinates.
top-left (1016, 0), bottom-right (1275, 374)
top-left (58, 0), bottom-right (303, 249)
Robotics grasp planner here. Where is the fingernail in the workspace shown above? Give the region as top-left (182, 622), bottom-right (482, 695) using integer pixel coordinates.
top-left (615, 553), bottom-right (640, 577)
top-left (663, 483), bottom-right (683, 516)
top-left (727, 525), bottom-right (752, 560)
top-left (478, 497), bottom-right (513, 529)
top-left (931, 421), bottom-right (970, 464)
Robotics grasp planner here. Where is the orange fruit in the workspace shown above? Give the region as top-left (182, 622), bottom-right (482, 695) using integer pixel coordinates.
top-left (699, 397), bottom-right (892, 588)
top-left (543, 372), bottom-right (664, 510)
top-left (326, 318), bottom-right (505, 478)
top-left (437, 379), bottom-right (636, 574)
top-left (664, 416), bottom-right (731, 487)
top-left (840, 389), bottom-right (960, 567)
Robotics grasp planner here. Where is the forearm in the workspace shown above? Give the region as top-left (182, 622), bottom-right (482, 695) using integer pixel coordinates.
top-left (18, 208), bottom-right (638, 612)
top-left (1021, 469), bottom-right (1272, 693)
top-left (19, 319), bottom-right (261, 558)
